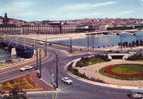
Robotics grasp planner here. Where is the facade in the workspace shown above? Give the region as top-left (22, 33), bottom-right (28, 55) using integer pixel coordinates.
top-left (0, 13), bottom-right (143, 35)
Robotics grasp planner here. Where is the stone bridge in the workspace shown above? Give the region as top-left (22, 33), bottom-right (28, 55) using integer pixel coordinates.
top-left (0, 39), bottom-right (34, 58)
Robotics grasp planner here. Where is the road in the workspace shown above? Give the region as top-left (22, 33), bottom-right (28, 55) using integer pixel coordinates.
top-left (28, 46), bottom-right (130, 99)
top-left (0, 39), bottom-right (130, 99)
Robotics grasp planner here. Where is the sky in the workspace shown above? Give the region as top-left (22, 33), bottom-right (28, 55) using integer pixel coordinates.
top-left (0, 0), bottom-right (143, 21)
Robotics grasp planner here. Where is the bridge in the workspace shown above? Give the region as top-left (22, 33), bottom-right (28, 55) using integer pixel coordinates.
top-left (0, 38), bottom-right (34, 58)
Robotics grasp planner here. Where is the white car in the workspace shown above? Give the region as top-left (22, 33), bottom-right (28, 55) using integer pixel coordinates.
top-left (20, 65), bottom-right (33, 71)
top-left (128, 90), bottom-right (143, 99)
top-left (61, 77), bottom-right (73, 85)
top-left (128, 93), bottom-right (143, 99)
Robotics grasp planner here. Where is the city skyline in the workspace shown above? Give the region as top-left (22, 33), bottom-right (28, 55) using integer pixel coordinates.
top-left (0, 0), bottom-right (143, 21)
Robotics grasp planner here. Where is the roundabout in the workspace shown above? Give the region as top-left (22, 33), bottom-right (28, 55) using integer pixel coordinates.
top-left (71, 59), bottom-right (143, 87)
top-left (2, 34), bottom-right (143, 99)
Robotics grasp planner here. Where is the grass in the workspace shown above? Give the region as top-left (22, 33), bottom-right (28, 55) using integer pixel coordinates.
top-left (0, 63), bottom-right (5, 67)
top-left (0, 74), bottom-right (43, 91)
top-left (100, 64), bottom-right (143, 80)
top-left (68, 62), bottom-right (105, 83)
top-left (112, 64), bottom-right (143, 74)
top-left (76, 57), bottom-right (107, 67)
top-left (127, 54), bottom-right (143, 61)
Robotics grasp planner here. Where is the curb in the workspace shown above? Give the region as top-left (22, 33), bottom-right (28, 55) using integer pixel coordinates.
top-left (27, 91), bottom-right (57, 95)
top-left (65, 58), bottom-right (143, 90)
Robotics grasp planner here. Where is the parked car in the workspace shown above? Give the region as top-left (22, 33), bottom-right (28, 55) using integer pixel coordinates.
top-left (61, 77), bottom-right (73, 85)
top-left (20, 65), bottom-right (33, 71)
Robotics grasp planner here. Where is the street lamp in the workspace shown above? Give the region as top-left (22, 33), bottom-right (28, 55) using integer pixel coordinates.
top-left (120, 35), bottom-right (123, 52)
top-left (55, 53), bottom-right (59, 89)
top-left (69, 37), bottom-right (73, 53)
top-left (87, 34), bottom-right (90, 51)
top-left (39, 49), bottom-right (42, 78)
top-left (52, 52), bottom-right (59, 89)
top-left (34, 39), bottom-right (42, 78)
top-left (36, 48), bottom-right (42, 78)
top-left (33, 39), bottom-right (39, 70)
top-left (91, 35), bottom-right (95, 51)
top-left (36, 48), bottom-right (39, 70)
top-left (44, 32), bottom-right (48, 56)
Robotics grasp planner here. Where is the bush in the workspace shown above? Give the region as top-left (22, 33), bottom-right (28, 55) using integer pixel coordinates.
top-left (127, 54), bottom-right (143, 60)
top-left (76, 56), bottom-right (109, 67)
top-left (68, 63), bottom-right (105, 83)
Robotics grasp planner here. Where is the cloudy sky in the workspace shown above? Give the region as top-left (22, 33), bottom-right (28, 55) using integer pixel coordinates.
top-left (0, 0), bottom-right (143, 21)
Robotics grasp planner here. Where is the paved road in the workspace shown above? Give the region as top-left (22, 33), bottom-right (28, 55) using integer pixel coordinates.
top-left (0, 38), bottom-right (130, 99)
top-left (28, 46), bottom-right (130, 99)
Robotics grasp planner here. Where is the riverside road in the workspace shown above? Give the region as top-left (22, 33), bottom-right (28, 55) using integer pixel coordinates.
top-left (28, 46), bottom-right (130, 99)
top-left (0, 37), bottom-right (130, 99)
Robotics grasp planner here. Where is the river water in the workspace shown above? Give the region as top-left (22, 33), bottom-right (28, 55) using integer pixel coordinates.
top-left (0, 48), bottom-right (10, 63)
top-left (53, 31), bottom-right (143, 48)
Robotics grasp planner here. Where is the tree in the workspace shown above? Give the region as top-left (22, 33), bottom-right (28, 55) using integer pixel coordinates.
top-left (0, 88), bottom-right (27, 99)
top-left (9, 87), bottom-right (27, 99)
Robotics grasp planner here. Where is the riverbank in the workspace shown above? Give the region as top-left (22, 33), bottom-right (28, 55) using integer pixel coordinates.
top-left (12, 32), bottom-right (87, 42)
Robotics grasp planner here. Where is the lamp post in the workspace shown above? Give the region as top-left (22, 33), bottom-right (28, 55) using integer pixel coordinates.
top-left (120, 36), bottom-right (123, 52)
top-left (59, 21), bottom-right (62, 34)
top-left (55, 52), bottom-right (59, 89)
top-left (69, 37), bottom-right (73, 53)
top-left (34, 39), bottom-right (39, 70)
top-left (36, 48), bottom-right (42, 78)
top-left (36, 48), bottom-right (39, 70)
top-left (91, 35), bottom-right (95, 51)
top-left (87, 34), bottom-right (90, 51)
top-left (39, 49), bottom-right (42, 78)
top-left (44, 32), bottom-right (48, 56)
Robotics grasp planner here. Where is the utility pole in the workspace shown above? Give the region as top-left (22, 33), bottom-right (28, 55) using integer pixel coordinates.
top-left (45, 32), bottom-right (48, 56)
top-left (55, 53), bottom-right (59, 88)
top-left (69, 38), bottom-right (73, 53)
top-left (120, 38), bottom-right (123, 52)
top-left (59, 21), bottom-right (62, 34)
top-left (36, 48), bottom-right (39, 70)
top-left (92, 35), bottom-right (95, 51)
top-left (45, 42), bottom-right (48, 56)
top-left (39, 49), bottom-right (42, 78)
top-left (36, 48), bottom-right (42, 78)
top-left (87, 34), bottom-right (90, 51)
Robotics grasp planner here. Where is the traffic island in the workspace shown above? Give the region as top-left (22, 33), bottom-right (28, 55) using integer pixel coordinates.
top-left (68, 58), bottom-right (143, 88)
top-left (0, 73), bottom-right (55, 92)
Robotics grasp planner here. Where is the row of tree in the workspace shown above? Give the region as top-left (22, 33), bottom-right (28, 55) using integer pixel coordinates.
top-left (118, 40), bottom-right (143, 48)
top-left (107, 25), bottom-right (143, 30)
top-left (0, 88), bottom-right (27, 99)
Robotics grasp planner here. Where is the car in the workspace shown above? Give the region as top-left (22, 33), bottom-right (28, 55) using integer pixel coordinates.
top-left (128, 92), bottom-right (143, 99)
top-left (127, 90), bottom-right (143, 99)
top-left (20, 65), bottom-right (33, 71)
top-left (61, 77), bottom-right (73, 85)
top-left (38, 41), bottom-right (44, 45)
